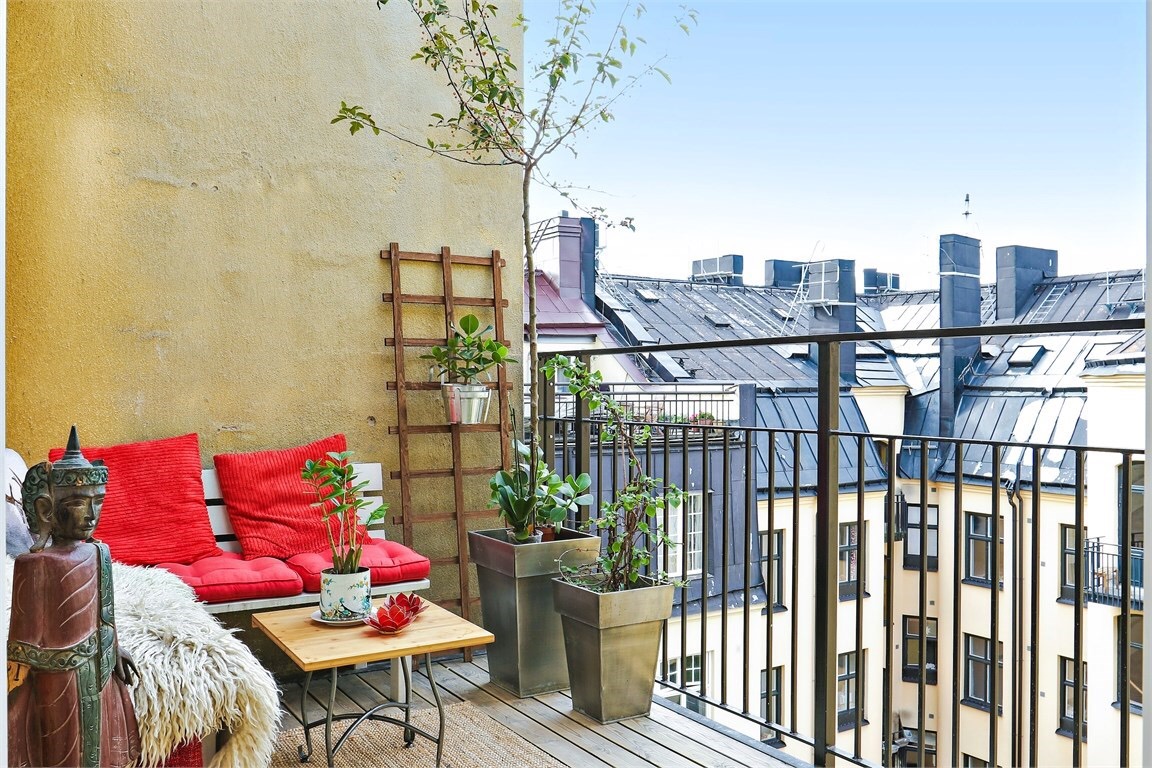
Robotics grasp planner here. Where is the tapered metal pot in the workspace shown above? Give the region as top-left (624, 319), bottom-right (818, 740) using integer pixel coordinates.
top-left (469, 528), bottom-right (599, 697)
top-left (551, 576), bottom-right (674, 724)
top-left (441, 383), bottom-right (491, 424)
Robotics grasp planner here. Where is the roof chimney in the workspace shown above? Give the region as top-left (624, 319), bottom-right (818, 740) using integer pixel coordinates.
top-left (691, 254), bottom-right (744, 286)
top-left (805, 258), bottom-right (856, 381)
top-left (862, 268), bottom-right (900, 294)
top-left (534, 213), bottom-right (598, 308)
top-left (764, 259), bottom-right (803, 288)
top-left (995, 245), bottom-right (1058, 320)
top-left (938, 234), bottom-right (981, 438)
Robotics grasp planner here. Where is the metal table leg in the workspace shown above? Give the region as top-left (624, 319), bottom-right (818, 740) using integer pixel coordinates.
top-left (294, 656), bottom-right (447, 767)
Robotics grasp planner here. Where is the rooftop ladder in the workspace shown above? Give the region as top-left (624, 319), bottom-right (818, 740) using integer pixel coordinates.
top-left (1025, 283), bottom-right (1069, 324)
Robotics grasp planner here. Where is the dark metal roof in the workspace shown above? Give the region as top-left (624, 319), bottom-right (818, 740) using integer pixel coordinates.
top-left (596, 276), bottom-right (820, 385)
top-left (755, 390), bottom-right (887, 493)
top-left (593, 266), bottom-right (1143, 493)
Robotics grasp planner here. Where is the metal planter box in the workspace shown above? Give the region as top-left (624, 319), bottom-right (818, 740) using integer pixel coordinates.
top-left (551, 576), bottom-right (674, 723)
top-left (469, 528), bottom-right (600, 697)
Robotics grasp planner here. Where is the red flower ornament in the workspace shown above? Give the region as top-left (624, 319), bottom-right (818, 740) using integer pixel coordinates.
top-left (364, 593), bottom-right (427, 634)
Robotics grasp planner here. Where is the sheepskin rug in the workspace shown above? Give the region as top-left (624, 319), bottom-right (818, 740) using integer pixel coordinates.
top-left (6, 557), bottom-right (280, 767)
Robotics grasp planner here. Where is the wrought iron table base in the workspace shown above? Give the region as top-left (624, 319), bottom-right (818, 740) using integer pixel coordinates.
top-left (296, 652), bottom-right (445, 768)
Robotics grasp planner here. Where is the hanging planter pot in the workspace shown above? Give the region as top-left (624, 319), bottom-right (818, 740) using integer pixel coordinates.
top-left (421, 313), bottom-right (514, 426)
top-left (441, 381), bottom-right (492, 424)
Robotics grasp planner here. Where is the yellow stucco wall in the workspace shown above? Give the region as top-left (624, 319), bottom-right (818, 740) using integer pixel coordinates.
top-left (7, 0), bottom-right (523, 603)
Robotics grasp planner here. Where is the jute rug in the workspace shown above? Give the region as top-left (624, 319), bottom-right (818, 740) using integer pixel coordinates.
top-left (270, 701), bottom-right (566, 768)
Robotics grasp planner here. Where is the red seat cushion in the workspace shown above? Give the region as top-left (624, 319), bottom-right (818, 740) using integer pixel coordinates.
top-left (156, 552), bottom-right (304, 604)
top-left (48, 433), bottom-right (222, 566)
top-left (212, 434), bottom-right (364, 560)
top-left (285, 538), bottom-right (431, 592)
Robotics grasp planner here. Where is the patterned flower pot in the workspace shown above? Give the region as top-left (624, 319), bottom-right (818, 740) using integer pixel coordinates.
top-left (319, 567), bottom-right (371, 621)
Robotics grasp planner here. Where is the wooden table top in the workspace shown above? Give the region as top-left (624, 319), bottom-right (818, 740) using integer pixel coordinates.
top-left (252, 600), bottom-right (494, 672)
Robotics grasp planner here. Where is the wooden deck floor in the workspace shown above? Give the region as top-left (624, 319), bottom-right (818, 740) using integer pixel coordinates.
top-left (277, 654), bottom-right (791, 768)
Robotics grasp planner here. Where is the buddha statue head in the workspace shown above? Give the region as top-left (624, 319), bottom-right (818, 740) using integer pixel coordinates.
top-left (22, 426), bottom-right (109, 551)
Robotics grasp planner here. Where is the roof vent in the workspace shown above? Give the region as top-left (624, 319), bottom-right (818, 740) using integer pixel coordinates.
top-left (705, 313), bottom-right (731, 328)
top-left (635, 288), bottom-right (661, 303)
top-left (1008, 344), bottom-right (1046, 368)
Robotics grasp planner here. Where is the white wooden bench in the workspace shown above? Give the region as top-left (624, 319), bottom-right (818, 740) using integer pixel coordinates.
top-left (198, 462), bottom-right (430, 615)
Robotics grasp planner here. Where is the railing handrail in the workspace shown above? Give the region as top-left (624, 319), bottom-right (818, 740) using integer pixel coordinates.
top-left (543, 318), bottom-right (1143, 358)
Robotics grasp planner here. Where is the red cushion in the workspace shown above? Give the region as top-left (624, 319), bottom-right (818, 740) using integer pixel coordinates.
top-left (212, 434), bottom-right (364, 561)
top-left (159, 738), bottom-right (203, 767)
top-left (48, 434), bottom-right (222, 566)
top-left (156, 552), bottom-right (304, 604)
top-left (285, 538), bottom-right (431, 592)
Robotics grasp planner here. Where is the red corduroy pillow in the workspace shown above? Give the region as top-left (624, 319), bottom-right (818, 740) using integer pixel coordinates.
top-left (48, 433), bottom-right (222, 566)
top-left (212, 434), bottom-right (367, 560)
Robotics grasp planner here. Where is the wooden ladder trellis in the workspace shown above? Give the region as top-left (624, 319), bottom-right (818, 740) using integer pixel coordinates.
top-left (382, 243), bottom-right (513, 621)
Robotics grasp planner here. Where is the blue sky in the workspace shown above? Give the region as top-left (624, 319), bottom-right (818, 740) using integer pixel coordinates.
top-left (524, 0), bottom-right (1146, 289)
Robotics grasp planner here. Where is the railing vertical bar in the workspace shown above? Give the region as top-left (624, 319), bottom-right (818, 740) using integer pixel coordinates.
top-left (661, 423), bottom-right (672, 681)
top-left (1028, 445), bottom-right (1041, 767)
top-left (766, 428), bottom-right (777, 731)
top-left (990, 444), bottom-right (1001, 768)
top-left (917, 439), bottom-right (929, 768)
top-left (539, 354), bottom-right (555, 473)
top-left (952, 442), bottom-right (964, 768)
top-left (882, 437), bottom-right (896, 768)
top-left (680, 424), bottom-right (690, 685)
top-left (700, 426), bottom-right (711, 699)
top-left (1118, 451), bottom-right (1131, 766)
top-left (720, 428), bottom-right (732, 704)
top-left (742, 427), bottom-right (754, 718)
top-left (1072, 449), bottom-right (1085, 768)
top-left (574, 353), bottom-right (591, 487)
top-left (854, 435), bottom-right (865, 759)
top-left (813, 340), bottom-right (840, 767)
top-left (791, 430), bottom-right (801, 736)
top-left (1011, 462), bottom-right (1021, 768)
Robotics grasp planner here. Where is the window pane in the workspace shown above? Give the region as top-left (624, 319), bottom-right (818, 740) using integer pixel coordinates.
top-left (970, 542), bottom-right (989, 579)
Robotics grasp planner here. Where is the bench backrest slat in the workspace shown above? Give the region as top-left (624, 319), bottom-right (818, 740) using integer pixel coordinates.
top-left (202, 462), bottom-right (387, 554)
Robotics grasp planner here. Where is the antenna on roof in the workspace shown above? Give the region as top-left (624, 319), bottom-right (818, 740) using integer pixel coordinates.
top-left (963, 194), bottom-right (971, 221)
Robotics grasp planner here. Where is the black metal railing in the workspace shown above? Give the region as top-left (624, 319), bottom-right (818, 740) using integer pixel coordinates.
top-left (536, 318), bottom-right (1144, 768)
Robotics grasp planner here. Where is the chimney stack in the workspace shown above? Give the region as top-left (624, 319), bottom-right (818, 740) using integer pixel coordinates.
top-left (938, 234), bottom-right (981, 438)
top-left (995, 245), bottom-right (1058, 321)
top-left (805, 258), bottom-right (857, 381)
top-left (764, 259), bottom-right (804, 288)
top-left (691, 254), bottom-right (744, 286)
top-left (535, 213), bottom-right (598, 308)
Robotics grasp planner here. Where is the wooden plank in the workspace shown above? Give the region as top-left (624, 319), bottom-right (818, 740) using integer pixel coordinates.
top-left (529, 692), bottom-right (710, 768)
top-left (380, 293), bottom-right (508, 308)
top-left (390, 466), bottom-right (501, 480)
top-left (384, 248), bottom-right (505, 268)
top-left (645, 699), bottom-right (779, 767)
top-left (386, 381), bottom-right (514, 391)
top-left (387, 424), bottom-right (502, 435)
top-left (447, 660), bottom-right (661, 768)
top-left (433, 661), bottom-right (613, 768)
top-left (387, 243), bottom-right (415, 549)
top-left (385, 336), bottom-right (515, 348)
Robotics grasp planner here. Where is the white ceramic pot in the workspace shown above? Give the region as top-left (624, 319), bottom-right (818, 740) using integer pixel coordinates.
top-left (319, 567), bottom-right (371, 621)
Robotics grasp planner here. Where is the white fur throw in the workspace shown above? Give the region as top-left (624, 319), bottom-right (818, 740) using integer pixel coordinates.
top-left (6, 557), bottom-right (280, 767)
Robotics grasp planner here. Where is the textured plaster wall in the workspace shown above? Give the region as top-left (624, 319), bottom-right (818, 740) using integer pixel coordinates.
top-left (7, 0), bottom-right (523, 599)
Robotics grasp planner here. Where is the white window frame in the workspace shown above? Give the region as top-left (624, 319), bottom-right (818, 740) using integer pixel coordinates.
top-left (662, 491), bottom-right (704, 578)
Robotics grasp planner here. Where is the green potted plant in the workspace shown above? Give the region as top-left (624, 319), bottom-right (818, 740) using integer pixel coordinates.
top-left (301, 450), bottom-right (388, 621)
top-left (421, 313), bottom-right (514, 424)
top-left (468, 413), bottom-right (601, 697)
top-left (544, 354), bottom-right (683, 723)
top-left (489, 438), bottom-right (594, 543)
